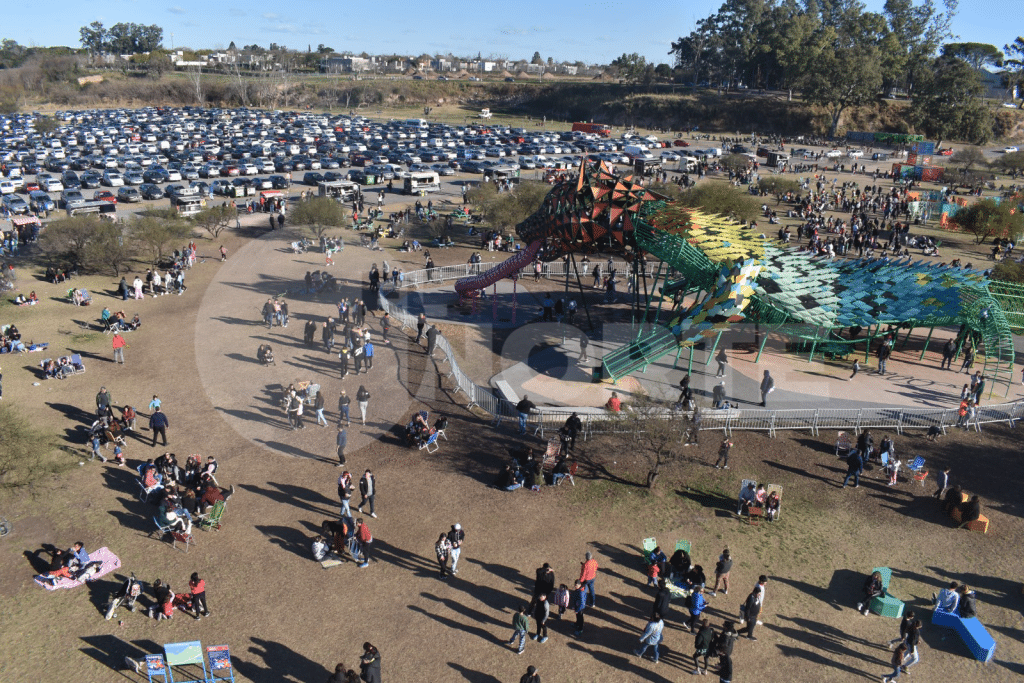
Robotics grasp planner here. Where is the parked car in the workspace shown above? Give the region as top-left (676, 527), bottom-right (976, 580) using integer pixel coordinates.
top-left (2, 194), bottom-right (30, 214)
top-left (92, 190), bottom-right (118, 203)
top-left (28, 190), bottom-right (55, 213)
top-left (117, 187), bottom-right (141, 202)
top-left (102, 170), bottom-right (124, 186)
top-left (139, 183), bottom-right (164, 200)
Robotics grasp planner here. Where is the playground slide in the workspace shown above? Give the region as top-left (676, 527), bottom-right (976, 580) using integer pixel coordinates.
top-left (454, 240), bottom-right (543, 298)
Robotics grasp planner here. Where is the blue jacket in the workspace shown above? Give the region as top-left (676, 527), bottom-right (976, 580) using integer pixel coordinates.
top-left (365, 343), bottom-right (374, 358)
top-left (150, 411), bottom-right (169, 429)
top-left (689, 592), bottom-right (706, 615)
top-left (639, 618), bottom-right (665, 644)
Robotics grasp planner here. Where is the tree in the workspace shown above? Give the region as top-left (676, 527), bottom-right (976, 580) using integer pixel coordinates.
top-left (757, 177), bottom-right (801, 200)
top-left (610, 392), bottom-right (686, 489)
top-left (531, 51), bottom-right (544, 65)
top-left (79, 21), bottom-right (107, 55)
top-left (290, 196), bottom-right (350, 241)
top-left (84, 220), bottom-right (136, 276)
top-left (1004, 36), bottom-right (1024, 107)
top-left (132, 214), bottom-right (194, 265)
top-left (192, 204), bottom-right (235, 238)
top-left (0, 39), bottom-right (29, 68)
top-left (992, 150), bottom-right (1024, 176)
top-left (185, 64), bottom-right (204, 104)
top-left (677, 182), bottom-right (761, 223)
top-left (38, 215), bottom-right (103, 268)
top-left (611, 52), bottom-right (649, 84)
top-left (941, 42), bottom-right (1003, 70)
top-left (949, 147), bottom-right (986, 174)
top-left (33, 117), bottom-right (59, 135)
top-left (720, 154), bottom-right (752, 174)
top-left (804, 43), bottom-right (884, 137)
top-left (949, 198), bottom-right (1024, 244)
top-left (654, 63), bottom-right (672, 80)
top-left (0, 404), bottom-right (70, 499)
top-left (466, 181), bottom-right (550, 232)
top-left (910, 56), bottom-right (992, 146)
top-left (880, 0), bottom-right (957, 95)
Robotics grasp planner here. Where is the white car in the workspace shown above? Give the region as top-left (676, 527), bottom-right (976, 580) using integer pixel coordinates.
top-left (660, 151), bottom-right (680, 162)
top-left (1004, 146), bottom-right (1019, 154)
top-left (847, 149), bottom-right (864, 158)
top-left (825, 149), bottom-right (843, 158)
top-left (102, 171), bottom-right (124, 187)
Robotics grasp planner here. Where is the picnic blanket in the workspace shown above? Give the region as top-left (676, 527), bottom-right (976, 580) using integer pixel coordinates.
top-left (34, 547), bottom-right (120, 590)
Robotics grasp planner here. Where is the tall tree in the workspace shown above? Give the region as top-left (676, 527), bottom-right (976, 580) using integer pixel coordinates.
top-left (880, 0), bottom-right (957, 94)
top-left (531, 51), bottom-right (544, 65)
top-left (805, 42), bottom-right (883, 137)
top-left (941, 42), bottom-right (1003, 70)
top-left (611, 53), bottom-right (649, 83)
top-left (79, 21), bottom-right (107, 55)
top-left (910, 56), bottom-right (992, 146)
top-left (950, 198), bottom-right (1024, 244)
top-left (1004, 36), bottom-right (1024, 107)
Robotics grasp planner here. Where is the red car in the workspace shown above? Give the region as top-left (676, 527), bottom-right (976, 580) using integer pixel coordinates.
top-left (23, 181), bottom-right (41, 193)
top-left (938, 148), bottom-right (954, 156)
top-left (673, 139), bottom-right (690, 147)
top-left (220, 165), bottom-right (241, 177)
top-left (93, 190), bottom-right (118, 203)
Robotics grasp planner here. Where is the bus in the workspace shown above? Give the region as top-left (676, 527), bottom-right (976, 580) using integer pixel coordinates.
top-left (403, 171), bottom-right (441, 195)
top-left (403, 118), bottom-right (429, 129)
top-left (572, 122), bottom-right (612, 137)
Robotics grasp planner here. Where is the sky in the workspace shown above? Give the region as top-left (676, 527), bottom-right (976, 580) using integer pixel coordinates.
top-left (3, 0), bottom-right (1015, 65)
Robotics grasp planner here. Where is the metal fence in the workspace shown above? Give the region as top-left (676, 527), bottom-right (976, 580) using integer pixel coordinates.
top-left (376, 290), bottom-right (1024, 438)
top-left (383, 259), bottom-right (654, 293)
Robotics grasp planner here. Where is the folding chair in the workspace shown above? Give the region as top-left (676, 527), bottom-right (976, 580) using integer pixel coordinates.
top-left (138, 478), bottom-right (163, 503)
top-left (196, 500), bottom-right (226, 531)
top-left (907, 456), bottom-right (925, 474)
top-left (674, 540), bottom-right (691, 555)
top-left (69, 354), bottom-right (86, 375)
top-left (912, 469), bottom-right (929, 488)
top-left (418, 431), bottom-right (440, 453)
top-left (564, 460), bottom-right (579, 486)
top-left (642, 537), bottom-right (657, 566)
top-left (835, 431), bottom-right (852, 457)
top-left (151, 517), bottom-right (194, 553)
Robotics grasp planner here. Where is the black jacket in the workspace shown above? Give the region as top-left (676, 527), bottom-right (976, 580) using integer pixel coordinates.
top-left (535, 567), bottom-right (555, 596)
top-left (653, 587), bottom-right (671, 618)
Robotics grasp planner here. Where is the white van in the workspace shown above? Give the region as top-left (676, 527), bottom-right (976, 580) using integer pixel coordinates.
top-left (404, 118), bottom-right (429, 129)
top-left (624, 144), bottom-right (654, 161)
top-left (403, 171), bottom-right (441, 195)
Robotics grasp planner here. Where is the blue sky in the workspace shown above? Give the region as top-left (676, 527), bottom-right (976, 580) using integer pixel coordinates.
top-left (4, 0), bottom-right (1014, 65)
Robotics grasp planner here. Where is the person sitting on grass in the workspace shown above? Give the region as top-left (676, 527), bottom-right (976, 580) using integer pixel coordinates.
top-left (669, 546), bottom-right (692, 579)
top-left (765, 491), bottom-right (781, 521)
top-left (605, 392), bottom-right (622, 412)
top-left (857, 570), bottom-right (884, 615)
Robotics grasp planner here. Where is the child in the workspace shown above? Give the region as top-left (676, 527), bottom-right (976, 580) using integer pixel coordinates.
top-left (507, 605), bottom-right (530, 654)
top-left (113, 445), bottom-right (125, 467)
top-left (887, 457), bottom-right (902, 486)
top-left (849, 359), bottom-right (860, 380)
top-left (554, 583), bottom-right (571, 619)
top-left (647, 560), bottom-right (661, 587)
top-left (312, 535), bottom-right (329, 562)
top-left (90, 435), bottom-right (107, 463)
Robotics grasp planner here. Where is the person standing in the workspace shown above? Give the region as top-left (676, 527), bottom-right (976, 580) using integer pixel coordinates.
top-left (531, 563), bottom-right (556, 611)
top-left (571, 579), bottom-right (587, 637)
top-left (516, 395), bottom-right (536, 436)
top-left (710, 548), bottom-right (732, 596)
top-left (508, 604), bottom-right (530, 653)
top-left (715, 347), bottom-right (728, 377)
top-left (932, 467), bottom-right (950, 500)
top-left (355, 518), bottom-right (372, 567)
top-left (887, 609), bottom-right (916, 649)
top-left (358, 470), bottom-right (377, 518)
top-left (358, 644), bottom-right (381, 683)
top-left (315, 390), bottom-right (328, 427)
top-left (426, 325), bottom-right (438, 356)
top-left (940, 339), bottom-right (955, 370)
top-left (686, 586), bottom-right (707, 631)
top-left (337, 471), bottom-right (353, 517)
top-left (356, 385), bottom-right (370, 425)
top-left (519, 665), bottom-right (540, 683)
top-left (578, 333), bottom-right (589, 364)
top-left (219, 245), bottom-right (227, 261)
top-left (188, 572), bottom-right (210, 619)
top-left (381, 313), bottom-right (391, 344)
top-left (691, 618), bottom-right (715, 676)
top-left (974, 375), bottom-right (986, 405)
top-left (882, 643), bottom-right (908, 682)
top-left (718, 651), bottom-right (734, 683)
top-left (714, 438), bottom-right (733, 470)
top-left (579, 551), bottom-right (598, 608)
top-left (531, 594), bottom-right (550, 643)
top-left (150, 407), bottom-right (169, 447)
top-left (759, 370), bottom-right (774, 407)
top-left (96, 387), bottom-right (114, 418)
top-left (435, 533), bottom-right (452, 579)
top-left (111, 332), bottom-right (128, 365)
top-left (742, 584), bottom-right (763, 640)
top-left (364, 340), bottom-right (374, 372)
top-left (632, 612), bottom-right (665, 663)
top-left (447, 523), bottom-right (465, 575)
top-left (652, 578), bottom-right (671, 621)
top-left (338, 390), bottom-right (351, 426)
top-left (416, 313), bottom-right (427, 344)
top-left (335, 427), bottom-right (347, 466)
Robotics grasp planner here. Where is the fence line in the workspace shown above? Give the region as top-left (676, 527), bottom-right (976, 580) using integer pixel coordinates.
top-left (376, 290), bottom-right (1022, 439)
top-left (382, 259), bottom-right (655, 293)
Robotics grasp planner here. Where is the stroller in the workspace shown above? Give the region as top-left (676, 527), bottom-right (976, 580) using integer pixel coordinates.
top-left (257, 344), bottom-right (276, 366)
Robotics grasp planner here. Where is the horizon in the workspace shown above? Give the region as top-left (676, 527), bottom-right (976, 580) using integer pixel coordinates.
top-left (1, 0), bottom-right (1016, 67)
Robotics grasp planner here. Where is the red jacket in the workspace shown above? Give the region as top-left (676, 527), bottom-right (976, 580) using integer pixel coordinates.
top-left (112, 335), bottom-right (126, 349)
top-left (356, 523), bottom-right (372, 543)
top-left (190, 578), bottom-right (205, 595)
top-left (580, 558), bottom-right (598, 582)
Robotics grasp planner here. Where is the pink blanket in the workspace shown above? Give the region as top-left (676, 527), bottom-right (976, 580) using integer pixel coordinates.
top-left (34, 546), bottom-right (121, 590)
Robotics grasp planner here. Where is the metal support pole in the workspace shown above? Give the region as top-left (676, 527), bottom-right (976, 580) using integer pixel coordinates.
top-left (570, 253), bottom-right (596, 333)
top-left (918, 326), bottom-right (934, 361)
top-left (706, 330), bottom-right (723, 367)
top-left (900, 325), bottom-right (914, 350)
top-left (755, 328), bottom-right (770, 363)
top-left (687, 344), bottom-right (694, 374)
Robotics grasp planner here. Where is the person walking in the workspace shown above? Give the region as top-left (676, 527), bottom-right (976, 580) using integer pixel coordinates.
top-left (632, 612), bottom-right (665, 663)
top-left (315, 390), bottom-right (328, 427)
top-left (714, 438), bottom-right (733, 470)
top-left (354, 518), bottom-right (373, 567)
top-left (516, 395), bottom-right (536, 436)
top-left (338, 390), bottom-right (351, 426)
top-left (709, 548), bottom-right (732, 596)
top-left (363, 340), bottom-right (374, 372)
top-left (579, 551), bottom-right (598, 608)
top-left (111, 332), bottom-right (127, 365)
top-left (507, 605), bottom-right (530, 653)
top-left (685, 586), bottom-right (707, 631)
top-left (849, 358), bottom-right (860, 380)
top-left (932, 467), bottom-right (950, 500)
top-left (531, 594), bottom-right (550, 643)
top-left (578, 333), bottom-right (589, 364)
top-left (758, 370), bottom-right (775, 407)
top-left (887, 609), bottom-right (916, 649)
top-left (149, 407), bottom-right (169, 447)
top-left (426, 325), bottom-right (438, 356)
top-left (715, 347), bottom-right (728, 377)
top-left (188, 572), bottom-right (210, 619)
top-left (357, 470), bottom-right (377, 518)
top-left (356, 385), bottom-right (370, 425)
top-left (691, 618), bottom-right (715, 675)
top-left (960, 345), bottom-right (975, 372)
top-left (435, 532), bottom-right (452, 579)
top-left (877, 339), bottom-right (892, 375)
top-left (380, 313), bottom-right (391, 345)
top-left (219, 245), bottom-right (227, 261)
top-left (416, 313), bottom-right (426, 344)
top-left (335, 427), bottom-right (347, 466)
top-left (882, 643), bottom-right (909, 682)
top-left (842, 448), bottom-right (864, 488)
top-left (742, 584), bottom-right (763, 640)
top-left (447, 523), bottom-right (465, 575)
top-left (571, 579), bottom-right (587, 637)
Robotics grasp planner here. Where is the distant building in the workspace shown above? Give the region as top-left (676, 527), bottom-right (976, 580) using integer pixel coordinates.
top-left (319, 55), bottom-right (372, 73)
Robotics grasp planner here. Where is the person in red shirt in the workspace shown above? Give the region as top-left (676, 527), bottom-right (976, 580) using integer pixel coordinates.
top-left (188, 572), bottom-right (210, 619)
top-left (605, 392), bottom-right (621, 412)
top-left (579, 551), bottom-right (599, 608)
top-left (112, 332), bottom-right (127, 364)
top-left (356, 518), bottom-right (373, 568)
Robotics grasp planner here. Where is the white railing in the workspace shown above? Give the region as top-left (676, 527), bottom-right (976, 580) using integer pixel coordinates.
top-left (376, 290), bottom-right (1024, 438)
